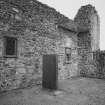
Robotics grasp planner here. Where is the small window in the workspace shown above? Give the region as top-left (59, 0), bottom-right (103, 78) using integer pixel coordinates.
top-left (65, 47), bottom-right (71, 64)
top-left (4, 36), bottom-right (17, 58)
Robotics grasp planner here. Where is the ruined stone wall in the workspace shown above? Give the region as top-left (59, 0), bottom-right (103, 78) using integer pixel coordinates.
top-left (90, 13), bottom-right (100, 51)
top-left (74, 4), bottom-right (100, 51)
top-left (78, 32), bottom-right (97, 77)
top-left (0, 0), bottom-right (78, 92)
top-left (74, 5), bottom-right (100, 77)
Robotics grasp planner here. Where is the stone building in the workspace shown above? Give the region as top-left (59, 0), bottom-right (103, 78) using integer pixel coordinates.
top-left (0, 0), bottom-right (100, 91)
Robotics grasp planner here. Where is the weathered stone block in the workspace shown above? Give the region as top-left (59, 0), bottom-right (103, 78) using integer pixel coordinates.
top-left (27, 68), bottom-right (34, 74)
top-left (16, 68), bottom-right (26, 74)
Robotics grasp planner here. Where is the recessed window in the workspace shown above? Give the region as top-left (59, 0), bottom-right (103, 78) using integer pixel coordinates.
top-left (4, 36), bottom-right (17, 58)
top-left (65, 47), bottom-right (71, 64)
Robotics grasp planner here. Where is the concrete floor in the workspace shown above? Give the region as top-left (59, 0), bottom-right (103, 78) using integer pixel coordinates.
top-left (0, 77), bottom-right (105, 105)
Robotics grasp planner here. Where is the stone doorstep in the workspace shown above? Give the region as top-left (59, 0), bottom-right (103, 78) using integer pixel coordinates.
top-left (53, 90), bottom-right (65, 96)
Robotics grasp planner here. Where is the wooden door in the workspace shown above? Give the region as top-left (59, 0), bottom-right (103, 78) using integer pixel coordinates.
top-left (42, 54), bottom-right (58, 90)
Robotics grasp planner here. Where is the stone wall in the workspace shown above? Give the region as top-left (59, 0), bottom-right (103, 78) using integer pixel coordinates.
top-left (58, 27), bottom-right (78, 79)
top-left (0, 29), bottom-right (69, 92)
top-left (77, 31), bottom-right (97, 77)
top-left (74, 4), bottom-right (100, 51)
top-left (0, 30), bottom-right (78, 92)
top-left (93, 51), bottom-right (105, 79)
top-left (74, 4), bottom-right (100, 77)
top-left (0, 0), bottom-right (78, 92)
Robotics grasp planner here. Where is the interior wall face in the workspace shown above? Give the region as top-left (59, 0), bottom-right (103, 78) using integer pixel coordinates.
top-left (90, 14), bottom-right (100, 51)
top-left (78, 32), bottom-right (98, 77)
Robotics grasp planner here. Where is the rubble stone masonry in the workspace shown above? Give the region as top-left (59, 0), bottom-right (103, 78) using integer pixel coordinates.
top-left (74, 5), bottom-right (100, 77)
top-left (0, 0), bottom-right (78, 91)
top-left (0, 1), bottom-right (101, 92)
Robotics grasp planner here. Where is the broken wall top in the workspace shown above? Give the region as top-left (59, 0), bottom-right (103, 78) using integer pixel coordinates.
top-left (74, 4), bottom-right (99, 29)
top-left (0, 0), bottom-right (78, 36)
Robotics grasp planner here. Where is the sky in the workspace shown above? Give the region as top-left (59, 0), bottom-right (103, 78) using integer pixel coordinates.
top-left (39, 0), bottom-right (105, 50)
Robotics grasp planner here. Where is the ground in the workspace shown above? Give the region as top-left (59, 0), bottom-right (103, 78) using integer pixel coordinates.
top-left (0, 77), bottom-right (105, 105)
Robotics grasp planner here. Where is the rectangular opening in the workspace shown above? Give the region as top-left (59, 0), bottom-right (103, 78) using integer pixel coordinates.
top-left (4, 36), bottom-right (17, 58)
top-left (42, 54), bottom-right (58, 90)
top-left (65, 47), bottom-right (71, 64)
